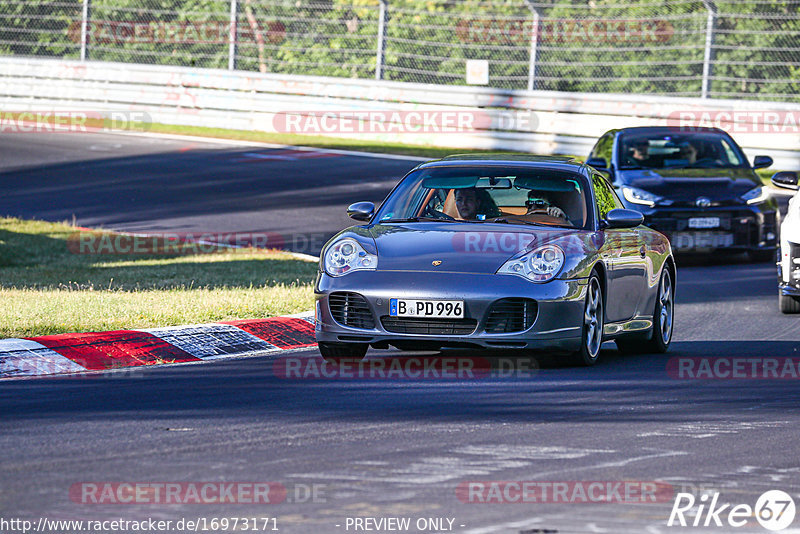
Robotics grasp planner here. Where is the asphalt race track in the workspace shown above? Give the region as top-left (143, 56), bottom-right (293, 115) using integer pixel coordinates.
top-left (2, 133), bottom-right (800, 533)
top-left (0, 132), bottom-right (421, 254)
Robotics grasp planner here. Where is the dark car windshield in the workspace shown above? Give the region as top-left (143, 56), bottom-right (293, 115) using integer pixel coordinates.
top-left (618, 131), bottom-right (748, 170)
top-left (374, 166), bottom-right (591, 229)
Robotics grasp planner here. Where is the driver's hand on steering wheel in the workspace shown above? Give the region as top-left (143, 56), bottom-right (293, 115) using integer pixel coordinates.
top-left (545, 206), bottom-right (567, 219)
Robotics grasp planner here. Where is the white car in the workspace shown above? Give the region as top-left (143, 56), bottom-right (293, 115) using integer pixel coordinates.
top-left (773, 171), bottom-right (800, 313)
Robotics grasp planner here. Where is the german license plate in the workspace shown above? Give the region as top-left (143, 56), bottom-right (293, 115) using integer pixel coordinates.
top-left (671, 232), bottom-right (734, 250)
top-left (389, 299), bottom-right (464, 318)
top-left (688, 217), bottom-right (720, 229)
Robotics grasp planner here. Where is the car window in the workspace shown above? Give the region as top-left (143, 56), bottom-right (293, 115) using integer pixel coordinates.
top-left (720, 139), bottom-right (743, 166)
top-left (375, 166), bottom-right (592, 229)
top-left (590, 132), bottom-right (614, 163)
top-left (618, 131), bottom-right (748, 169)
top-left (592, 173), bottom-right (623, 220)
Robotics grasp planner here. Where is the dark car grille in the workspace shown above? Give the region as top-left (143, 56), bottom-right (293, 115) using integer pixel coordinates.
top-left (649, 213), bottom-right (736, 232)
top-left (647, 210), bottom-right (762, 247)
top-left (484, 298), bottom-right (538, 333)
top-left (329, 292), bottom-right (375, 329)
top-left (380, 316), bottom-right (477, 335)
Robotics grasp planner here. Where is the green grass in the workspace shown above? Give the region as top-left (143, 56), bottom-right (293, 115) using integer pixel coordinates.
top-left (145, 122), bottom-right (530, 160)
top-left (757, 168), bottom-right (779, 186)
top-left (0, 217), bottom-right (318, 338)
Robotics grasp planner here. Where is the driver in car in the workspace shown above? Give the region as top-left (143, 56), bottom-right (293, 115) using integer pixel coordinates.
top-left (526, 192), bottom-right (568, 220)
top-left (678, 141), bottom-right (698, 165)
top-left (629, 140), bottom-right (650, 165)
top-left (454, 188), bottom-right (501, 220)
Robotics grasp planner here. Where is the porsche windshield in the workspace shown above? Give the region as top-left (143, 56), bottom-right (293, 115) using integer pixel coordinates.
top-left (375, 166), bottom-right (591, 229)
top-left (618, 132), bottom-right (748, 170)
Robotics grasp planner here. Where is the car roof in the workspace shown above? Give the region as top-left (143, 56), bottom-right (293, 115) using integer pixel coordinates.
top-left (418, 154), bottom-right (587, 172)
top-left (613, 126), bottom-right (728, 136)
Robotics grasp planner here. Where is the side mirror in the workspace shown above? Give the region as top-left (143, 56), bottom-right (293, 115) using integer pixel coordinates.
top-left (753, 155), bottom-right (773, 169)
top-left (772, 171), bottom-right (799, 191)
top-left (347, 201), bottom-right (375, 221)
top-left (586, 157), bottom-right (608, 171)
top-left (603, 208), bottom-right (644, 229)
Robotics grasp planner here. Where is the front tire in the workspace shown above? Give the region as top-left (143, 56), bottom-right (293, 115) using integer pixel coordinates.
top-left (568, 274), bottom-right (604, 366)
top-left (779, 292), bottom-right (800, 314)
top-left (318, 342), bottom-right (368, 363)
top-left (616, 267), bottom-right (674, 354)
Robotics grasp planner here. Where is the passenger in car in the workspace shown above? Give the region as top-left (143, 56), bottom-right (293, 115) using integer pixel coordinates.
top-left (525, 191), bottom-right (568, 221)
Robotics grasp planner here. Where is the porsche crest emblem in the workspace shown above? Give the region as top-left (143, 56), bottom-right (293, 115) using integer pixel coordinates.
top-left (432, 260), bottom-right (443, 266)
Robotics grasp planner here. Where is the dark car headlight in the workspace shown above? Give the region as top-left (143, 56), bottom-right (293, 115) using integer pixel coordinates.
top-left (741, 186), bottom-right (768, 205)
top-left (621, 186), bottom-right (662, 207)
top-left (497, 245), bottom-right (565, 282)
top-left (323, 238), bottom-right (377, 276)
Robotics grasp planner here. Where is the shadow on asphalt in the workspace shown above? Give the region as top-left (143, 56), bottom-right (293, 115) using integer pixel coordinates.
top-left (2, 340), bottom-right (798, 423)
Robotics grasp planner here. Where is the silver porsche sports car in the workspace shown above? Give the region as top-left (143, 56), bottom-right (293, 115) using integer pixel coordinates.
top-left (314, 155), bottom-right (676, 366)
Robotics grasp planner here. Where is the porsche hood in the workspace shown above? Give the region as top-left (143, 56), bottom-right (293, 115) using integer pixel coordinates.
top-left (365, 222), bottom-right (591, 274)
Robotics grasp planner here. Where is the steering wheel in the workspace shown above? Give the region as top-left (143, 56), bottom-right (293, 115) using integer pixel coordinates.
top-left (422, 206), bottom-right (456, 221)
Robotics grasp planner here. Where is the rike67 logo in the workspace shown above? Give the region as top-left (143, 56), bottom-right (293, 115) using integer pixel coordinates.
top-left (668, 490), bottom-right (796, 531)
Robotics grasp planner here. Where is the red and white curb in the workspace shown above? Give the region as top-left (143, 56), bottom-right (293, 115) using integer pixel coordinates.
top-left (0, 313), bottom-right (315, 380)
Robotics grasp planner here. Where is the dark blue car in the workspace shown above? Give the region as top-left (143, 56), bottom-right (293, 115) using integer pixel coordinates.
top-left (587, 126), bottom-right (778, 261)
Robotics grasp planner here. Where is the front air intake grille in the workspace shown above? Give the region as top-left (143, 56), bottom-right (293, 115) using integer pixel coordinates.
top-left (329, 292), bottom-right (375, 329)
top-left (380, 316), bottom-right (477, 335)
top-left (485, 298), bottom-right (538, 333)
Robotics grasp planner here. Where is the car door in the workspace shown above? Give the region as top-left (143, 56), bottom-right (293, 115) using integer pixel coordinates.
top-left (592, 173), bottom-right (647, 323)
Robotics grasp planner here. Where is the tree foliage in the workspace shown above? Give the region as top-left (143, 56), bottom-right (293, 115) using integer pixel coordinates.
top-left (0, 0), bottom-right (797, 101)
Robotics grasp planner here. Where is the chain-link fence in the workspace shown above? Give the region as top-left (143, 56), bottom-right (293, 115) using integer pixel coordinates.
top-left (1, 0), bottom-right (798, 102)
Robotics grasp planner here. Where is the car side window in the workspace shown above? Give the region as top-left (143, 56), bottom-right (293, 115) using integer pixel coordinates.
top-left (590, 133), bottom-right (614, 163)
top-left (592, 173), bottom-right (623, 220)
top-left (720, 139), bottom-right (742, 166)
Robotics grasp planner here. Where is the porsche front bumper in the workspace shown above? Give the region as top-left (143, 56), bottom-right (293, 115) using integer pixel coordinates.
top-left (315, 270), bottom-right (588, 352)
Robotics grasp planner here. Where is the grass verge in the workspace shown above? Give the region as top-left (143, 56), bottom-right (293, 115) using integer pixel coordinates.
top-left (0, 217), bottom-right (317, 338)
top-left (144, 123), bottom-right (533, 160)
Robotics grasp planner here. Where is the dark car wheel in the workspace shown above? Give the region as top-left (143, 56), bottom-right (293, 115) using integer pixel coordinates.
top-left (318, 342), bottom-right (368, 363)
top-left (568, 273), bottom-right (604, 366)
top-left (749, 249), bottom-right (776, 263)
top-left (617, 267), bottom-right (674, 354)
top-left (779, 292), bottom-right (800, 314)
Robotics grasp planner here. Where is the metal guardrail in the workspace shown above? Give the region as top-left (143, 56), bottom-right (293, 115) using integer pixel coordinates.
top-left (0, 56), bottom-right (798, 169)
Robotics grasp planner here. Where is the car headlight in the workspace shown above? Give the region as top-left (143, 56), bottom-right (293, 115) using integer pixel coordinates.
top-left (621, 186), bottom-right (661, 207)
top-left (497, 245), bottom-right (565, 282)
top-left (741, 186), bottom-right (768, 205)
top-left (323, 238), bottom-right (377, 276)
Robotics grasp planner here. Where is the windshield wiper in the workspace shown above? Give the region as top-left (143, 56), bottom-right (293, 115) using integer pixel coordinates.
top-left (381, 216), bottom-right (458, 223)
top-left (669, 164), bottom-right (728, 170)
top-left (490, 217), bottom-right (546, 227)
top-left (491, 217), bottom-right (573, 229)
